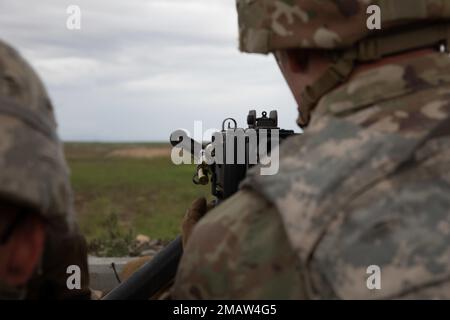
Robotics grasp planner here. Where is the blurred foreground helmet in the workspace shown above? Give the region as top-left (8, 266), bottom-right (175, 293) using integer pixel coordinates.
top-left (0, 40), bottom-right (73, 226)
top-left (237, 0), bottom-right (450, 126)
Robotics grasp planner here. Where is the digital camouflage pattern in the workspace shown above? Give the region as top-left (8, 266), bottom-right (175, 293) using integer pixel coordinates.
top-left (174, 190), bottom-right (306, 299)
top-left (0, 39), bottom-right (74, 224)
top-left (173, 52), bottom-right (450, 299)
top-left (237, 0), bottom-right (450, 54)
top-left (239, 0), bottom-right (450, 128)
top-left (0, 39), bottom-right (89, 299)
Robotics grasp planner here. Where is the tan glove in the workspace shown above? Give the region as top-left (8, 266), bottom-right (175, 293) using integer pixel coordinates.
top-left (181, 197), bottom-right (211, 248)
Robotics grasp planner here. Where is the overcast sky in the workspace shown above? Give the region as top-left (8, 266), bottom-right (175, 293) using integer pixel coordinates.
top-left (0, 0), bottom-right (298, 141)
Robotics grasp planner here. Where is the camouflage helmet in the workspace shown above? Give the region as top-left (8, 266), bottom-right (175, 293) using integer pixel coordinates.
top-left (237, 0), bottom-right (450, 126)
top-left (0, 40), bottom-right (74, 226)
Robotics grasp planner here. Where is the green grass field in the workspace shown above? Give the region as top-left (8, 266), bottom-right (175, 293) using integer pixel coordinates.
top-left (64, 142), bottom-right (209, 256)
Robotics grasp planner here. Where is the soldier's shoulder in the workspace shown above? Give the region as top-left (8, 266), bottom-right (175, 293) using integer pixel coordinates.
top-left (173, 189), bottom-right (304, 299)
top-left (185, 189), bottom-right (277, 247)
top-left (312, 156), bottom-right (450, 299)
top-left (193, 189), bottom-right (273, 236)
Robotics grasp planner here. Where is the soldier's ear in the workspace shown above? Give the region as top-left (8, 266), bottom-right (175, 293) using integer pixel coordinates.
top-left (2, 215), bottom-right (45, 287)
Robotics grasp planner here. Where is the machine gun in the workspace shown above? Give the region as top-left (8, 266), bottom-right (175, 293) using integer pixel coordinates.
top-left (103, 110), bottom-right (296, 300)
top-left (190, 110), bottom-right (295, 202)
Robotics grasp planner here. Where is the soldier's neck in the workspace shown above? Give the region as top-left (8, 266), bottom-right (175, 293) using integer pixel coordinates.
top-left (350, 48), bottom-right (437, 79)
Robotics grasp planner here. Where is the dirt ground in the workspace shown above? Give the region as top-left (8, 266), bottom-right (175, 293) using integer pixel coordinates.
top-left (107, 146), bottom-right (171, 159)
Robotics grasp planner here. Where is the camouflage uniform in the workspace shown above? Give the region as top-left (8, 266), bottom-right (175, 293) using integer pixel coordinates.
top-left (173, 0), bottom-right (450, 299)
top-left (0, 39), bottom-right (90, 299)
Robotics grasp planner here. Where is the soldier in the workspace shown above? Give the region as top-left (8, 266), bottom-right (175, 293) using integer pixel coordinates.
top-left (173, 0), bottom-right (450, 299)
top-left (0, 39), bottom-right (90, 299)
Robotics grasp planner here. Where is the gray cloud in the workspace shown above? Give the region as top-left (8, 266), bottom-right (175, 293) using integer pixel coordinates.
top-left (0, 0), bottom-right (298, 141)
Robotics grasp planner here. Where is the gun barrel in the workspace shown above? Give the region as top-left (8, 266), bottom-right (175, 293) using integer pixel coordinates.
top-left (102, 236), bottom-right (183, 300)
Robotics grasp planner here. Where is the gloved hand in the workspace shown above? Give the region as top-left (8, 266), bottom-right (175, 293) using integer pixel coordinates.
top-left (181, 197), bottom-right (211, 248)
